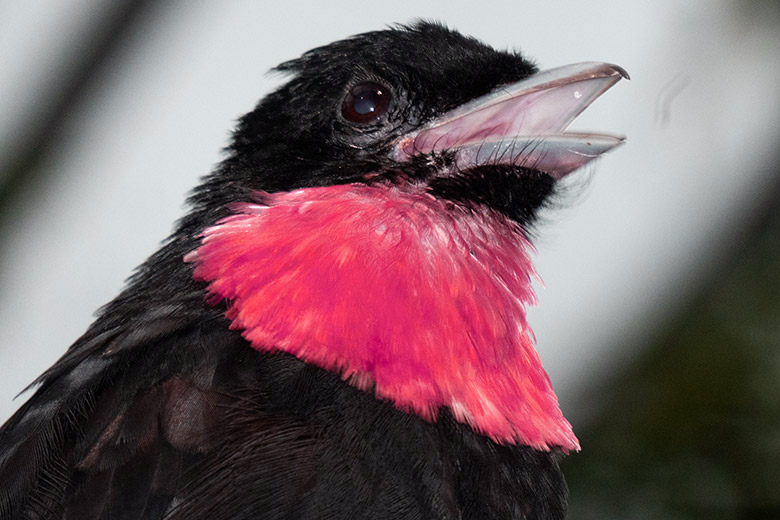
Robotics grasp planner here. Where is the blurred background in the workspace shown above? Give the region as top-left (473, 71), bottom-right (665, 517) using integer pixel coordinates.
top-left (1, 1), bottom-right (779, 518)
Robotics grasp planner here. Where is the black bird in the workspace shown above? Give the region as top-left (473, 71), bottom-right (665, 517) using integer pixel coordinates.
top-left (0, 22), bottom-right (626, 519)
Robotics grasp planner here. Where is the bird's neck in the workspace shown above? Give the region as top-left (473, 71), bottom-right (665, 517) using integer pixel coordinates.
top-left (188, 182), bottom-right (578, 451)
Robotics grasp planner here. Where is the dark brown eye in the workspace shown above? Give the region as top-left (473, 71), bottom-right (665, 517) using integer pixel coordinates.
top-left (341, 82), bottom-right (391, 124)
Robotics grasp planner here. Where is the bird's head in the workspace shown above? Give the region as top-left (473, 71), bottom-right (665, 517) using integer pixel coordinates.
top-left (218, 21), bottom-right (626, 225)
top-left (186, 22), bottom-right (627, 451)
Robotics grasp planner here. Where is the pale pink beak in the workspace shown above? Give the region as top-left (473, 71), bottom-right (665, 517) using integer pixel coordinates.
top-left (394, 62), bottom-right (628, 179)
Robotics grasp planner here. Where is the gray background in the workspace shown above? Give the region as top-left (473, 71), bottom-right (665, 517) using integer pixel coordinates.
top-left (1, 2), bottom-right (779, 517)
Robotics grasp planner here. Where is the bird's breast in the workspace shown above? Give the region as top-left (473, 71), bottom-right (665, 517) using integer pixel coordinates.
top-left (187, 182), bottom-right (578, 451)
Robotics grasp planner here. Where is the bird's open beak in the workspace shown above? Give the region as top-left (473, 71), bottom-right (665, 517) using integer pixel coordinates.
top-left (394, 62), bottom-right (628, 179)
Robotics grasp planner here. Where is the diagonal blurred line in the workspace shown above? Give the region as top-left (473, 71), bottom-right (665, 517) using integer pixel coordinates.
top-left (0, 0), bottom-right (161, 220)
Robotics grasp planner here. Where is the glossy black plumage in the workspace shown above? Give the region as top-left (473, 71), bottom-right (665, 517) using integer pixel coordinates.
top-left (0, 22), bottom-right (570, 519)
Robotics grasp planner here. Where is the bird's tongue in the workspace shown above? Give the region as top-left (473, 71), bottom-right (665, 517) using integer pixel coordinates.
top-left (188, 183), bottom-right (579, 451)
top-left (395, 62), bottom-right (628, 179)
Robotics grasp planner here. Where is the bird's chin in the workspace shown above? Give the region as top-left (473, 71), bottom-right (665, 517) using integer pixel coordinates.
top-left (426, 164), bottom-right (557, 227)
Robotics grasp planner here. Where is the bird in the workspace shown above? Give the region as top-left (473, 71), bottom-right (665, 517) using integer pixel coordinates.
top-left (0, 21), bottom-right (626, 520)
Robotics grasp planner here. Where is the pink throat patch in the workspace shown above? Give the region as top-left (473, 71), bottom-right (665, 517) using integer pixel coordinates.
top-left (188, 183), bottom-right (578, 451)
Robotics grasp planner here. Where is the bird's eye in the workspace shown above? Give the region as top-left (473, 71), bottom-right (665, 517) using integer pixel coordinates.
top-left (341, 82), bottom-right (391, 124)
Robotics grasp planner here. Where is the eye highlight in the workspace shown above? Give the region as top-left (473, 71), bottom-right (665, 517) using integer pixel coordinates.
top-left (341, 82), bottom-right (391, 124)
